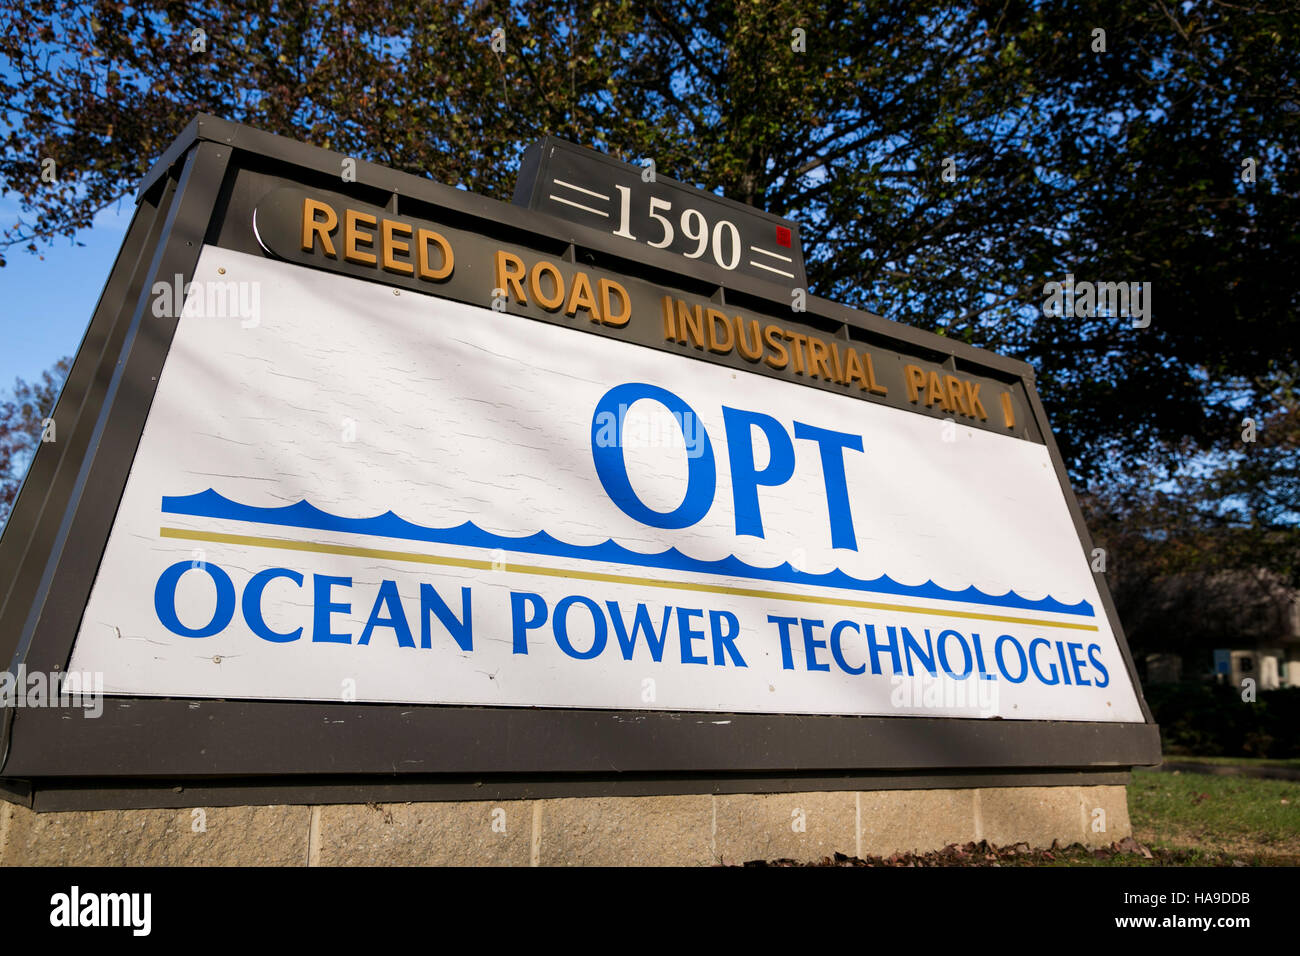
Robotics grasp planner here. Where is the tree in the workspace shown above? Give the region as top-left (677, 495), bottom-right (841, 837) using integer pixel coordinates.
top-left (1080, 384), bottom-right (1300, 658)
top-left (0, 356), bottom-right (71, 526)
top-left (0, 0), bottom-right (1295, 533)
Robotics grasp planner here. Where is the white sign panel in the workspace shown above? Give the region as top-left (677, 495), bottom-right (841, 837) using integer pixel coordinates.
top-left (67, 246), bottom-right (1143, 721)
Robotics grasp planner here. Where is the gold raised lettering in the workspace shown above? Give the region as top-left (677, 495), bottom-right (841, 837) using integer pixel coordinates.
top-left (343, 209), bottom-right (377, 265)
top-left (301, 198), bottom-right (338, 257)
top-left (382, 220), bottom-right (414, 276)
top-left (529, 261), bottom-right (565, 311)
top-left (416, 229), bottom-right (453, 280)
top-left (494, 250), bottom-right (527, 303)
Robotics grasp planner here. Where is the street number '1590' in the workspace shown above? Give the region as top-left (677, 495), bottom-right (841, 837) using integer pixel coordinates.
top-left (611, 185), bottom-right (741, 271)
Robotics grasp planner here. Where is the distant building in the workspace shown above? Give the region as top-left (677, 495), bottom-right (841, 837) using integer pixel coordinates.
top-left (1130, 568), bottom-right (1300, 687)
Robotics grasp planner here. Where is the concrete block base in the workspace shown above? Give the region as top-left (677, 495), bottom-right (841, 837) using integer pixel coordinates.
top-left (0, 785), bottom-right (1131, 866)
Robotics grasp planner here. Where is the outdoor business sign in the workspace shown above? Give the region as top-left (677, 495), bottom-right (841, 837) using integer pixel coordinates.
top-left (0, 115), bottom-right (1159, 808)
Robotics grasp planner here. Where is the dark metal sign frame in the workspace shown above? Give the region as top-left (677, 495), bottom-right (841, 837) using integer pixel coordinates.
top-left (0, 115), bottom-right (1159, 812)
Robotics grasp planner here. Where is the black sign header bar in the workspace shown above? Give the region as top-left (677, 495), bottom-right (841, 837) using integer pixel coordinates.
top-left (513, 136), bottom-right (808, 290)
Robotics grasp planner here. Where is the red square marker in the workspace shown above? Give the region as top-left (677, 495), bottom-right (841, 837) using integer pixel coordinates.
top-left (775, 226), bottom-right (792, 248)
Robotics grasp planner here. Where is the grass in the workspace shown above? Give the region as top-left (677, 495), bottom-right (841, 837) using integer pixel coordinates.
top-left (1160, 755), bottom-right (1300, 770)
top-left (1127, 766), bottom-right (1300, 865)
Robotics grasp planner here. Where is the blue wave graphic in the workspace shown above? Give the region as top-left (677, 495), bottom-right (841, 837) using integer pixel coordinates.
top-left (160, 488), bottom-right (1095, 618)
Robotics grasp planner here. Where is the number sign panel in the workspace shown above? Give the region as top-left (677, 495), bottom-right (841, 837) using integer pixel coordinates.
top-left (514, 137), bottom-right (809, 288)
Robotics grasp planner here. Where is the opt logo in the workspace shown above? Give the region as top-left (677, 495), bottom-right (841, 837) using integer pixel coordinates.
top-left (590, 382), bottom-right (864, 549)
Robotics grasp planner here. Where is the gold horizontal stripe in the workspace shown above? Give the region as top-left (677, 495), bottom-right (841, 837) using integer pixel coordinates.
top-left (158, 526), bottom-right (1100, 632)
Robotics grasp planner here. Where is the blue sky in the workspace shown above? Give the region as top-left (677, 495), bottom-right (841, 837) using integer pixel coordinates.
top-left (0, 197), bottom-right (136, 390)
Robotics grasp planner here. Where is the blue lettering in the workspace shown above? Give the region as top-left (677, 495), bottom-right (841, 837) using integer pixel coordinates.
top-left (553, 595), bottom-right (608, 660)
top-left (971, 632), bottom-right (996, 680)
top-left (995, 634), bottom-right (1028, 683)
top-left (155, 560), bottom-right (236, 638)
top-left (358, 579), bottom-right (415, 648)
top-left (898, 625), bottom-right (935, 677)
top-left (1056, 640), bottom-right (1073, 685)
top-left (1087, 643), bottom-right (1110, 687)
top-left (721, 406), bottom-right (795, 539)
top-left (830, 620), bottom-right (865, 675)
top-left (420, 584), bottom-right (472, 651)
top-left (800, 618), bottom-right (830, 671)
top-left (708, 609), bottom-right (746, 666)
top-left (768, 614), bottom-right (800, 670)
top-left (1067, 641), bottom-right (1092, 686)
top-left (1029, 637), bottom-right (1060, 685)
top-left (242, 567), bottom-right (303, 642)
top-left (792, 421), bottom-right (864, 550)
top-left (936, 628), bottom-right (972, 680)
top-left (865, 623), bottom-right (899, 675)
top-left (677, 607), bottom-right (709, 664)
top-left (510, 591), bottom-right (547, 655)
top-left (312, 575), bottom-right (352, 643)
top-left (591, 383), bottom-right (716, 529)
top-left (607, 601), bottom-right (672, 662)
